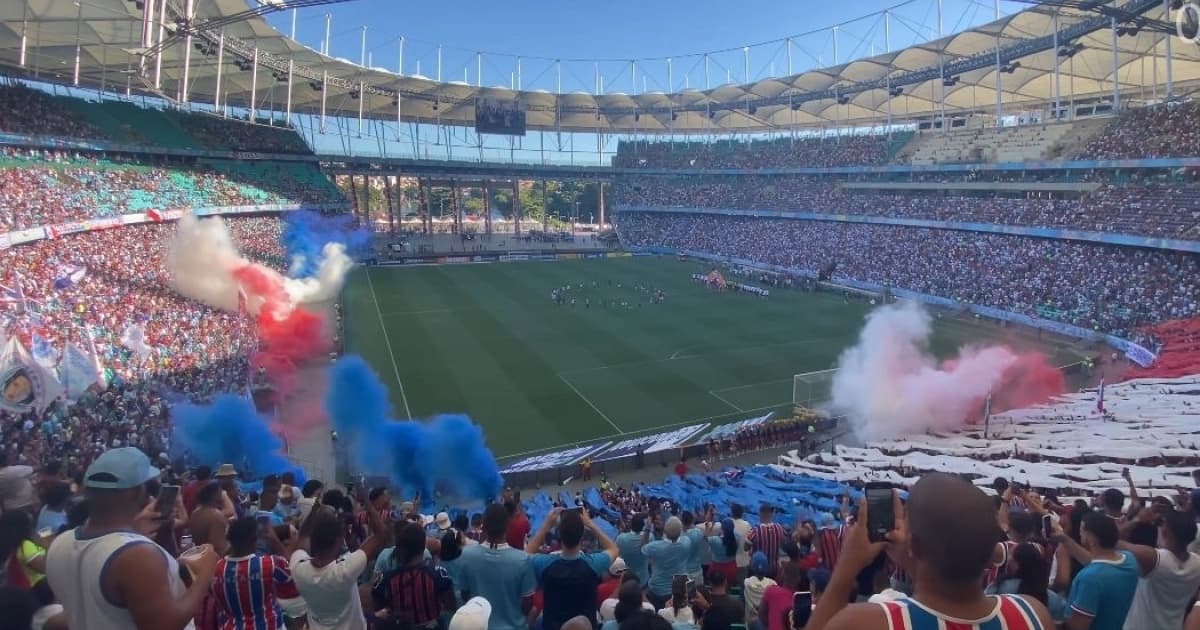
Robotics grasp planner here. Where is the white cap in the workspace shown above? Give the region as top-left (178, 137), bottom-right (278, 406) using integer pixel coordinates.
top-left (449, 596), bottom-right (492, 630)
top-left (609, 557), bottom-right (628, 576)
top-left (435, 512), bottom-right (452, 531)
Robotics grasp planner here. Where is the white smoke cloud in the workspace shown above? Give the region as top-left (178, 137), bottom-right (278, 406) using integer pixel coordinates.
top-left (166, 213), bottom-right (244, 312)
top-left (829, 301), bottom-right (1019, 441)
top-left (167, 213), bottom-right (353, 315)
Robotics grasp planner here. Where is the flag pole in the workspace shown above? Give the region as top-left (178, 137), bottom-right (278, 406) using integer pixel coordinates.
top-left (982, 392), bottom-right (993, 439)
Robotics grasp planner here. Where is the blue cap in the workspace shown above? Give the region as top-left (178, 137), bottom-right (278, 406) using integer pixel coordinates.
top-left (750, 551), bottom-right (770, 574)
top-left (84, 447), bottom-right (161, 489)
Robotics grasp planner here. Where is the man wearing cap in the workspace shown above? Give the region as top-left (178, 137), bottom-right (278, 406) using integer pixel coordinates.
top-left (525, 507), bottom-right (619, 630)
top-left (449, 596), bottom-right (493, 630)
top-left (642, 515), bottom-right (693, 610)
top-left (215, 463), bottom-right (244, 518)
top-left (45, 447), bottom-right (219, 630)
top-left (598, 558), bottom-right (627, 605)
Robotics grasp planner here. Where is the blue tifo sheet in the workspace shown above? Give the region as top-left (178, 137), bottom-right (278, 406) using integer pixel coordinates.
top-left (517, 467), bottom-right (859, 538)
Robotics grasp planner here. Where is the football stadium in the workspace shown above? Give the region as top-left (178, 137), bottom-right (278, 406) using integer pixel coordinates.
top-left (2, 0), bottom-right (1200, 628)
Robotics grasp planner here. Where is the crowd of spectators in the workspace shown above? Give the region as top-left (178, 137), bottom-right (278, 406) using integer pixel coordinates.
top-left (172, 114), bottom-right (313, 155)
top-left (0, 217), bottom-right (286, 485)
top-left (0, 148), bottom-right (343, 232)
top-left (613, 134), bottom-right (898, 169)
top-left (1074, 101), bottom-right (1200, 160)
top-left (0, 84), bottom-right (313, 155)
top-left (612, 174), bottom-right (1200, 239)
top-left (616, 211), bottom-right (1199, 338)
top-left (0, 85), bottom-right (106, 141)
top-left (7, 446), bottom-right (1200, 630)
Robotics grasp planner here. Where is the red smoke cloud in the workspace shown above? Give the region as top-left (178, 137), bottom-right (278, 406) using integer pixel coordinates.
top-left (952, 351), bottom-right (1066, 424)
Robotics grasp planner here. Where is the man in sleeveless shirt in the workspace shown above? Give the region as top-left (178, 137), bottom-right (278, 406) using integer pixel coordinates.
top-left (807, 473), bottom-right (1056, 630)
top-left (45, 447), bottom-right (220, 630)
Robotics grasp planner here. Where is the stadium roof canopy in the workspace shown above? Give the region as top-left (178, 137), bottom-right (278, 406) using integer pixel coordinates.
top-left (1, 0), bottom-right (1199, 134)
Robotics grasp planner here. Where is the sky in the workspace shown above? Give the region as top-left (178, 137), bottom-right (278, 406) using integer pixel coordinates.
top-left (266, 0), bottom-right (1031, 94)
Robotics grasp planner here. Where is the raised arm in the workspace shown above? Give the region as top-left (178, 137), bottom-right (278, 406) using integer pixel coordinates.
top-left (582, 509), bottom-right (619, 562)
top-left (526, 507), bottom-right (562, 555)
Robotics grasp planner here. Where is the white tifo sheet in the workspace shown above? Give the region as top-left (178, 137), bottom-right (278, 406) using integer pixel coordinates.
top-left (777, 374), bottom-right (1200, 498)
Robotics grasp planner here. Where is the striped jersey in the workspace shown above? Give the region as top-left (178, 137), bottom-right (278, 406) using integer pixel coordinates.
top-left (748, 522), bottom-right (788, 569)
top-left (210, 554), bottom-right (301, 630)
top-left (817, 526), bottom-right (847, 571)
top-left (878, 595), bottom-right (1045, 630)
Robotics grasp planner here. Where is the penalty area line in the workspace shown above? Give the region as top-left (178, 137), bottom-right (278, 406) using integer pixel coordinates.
top-left (557, 373), bottom-right (625, 435)
top-left (365, 267), bottom-right (414, 419)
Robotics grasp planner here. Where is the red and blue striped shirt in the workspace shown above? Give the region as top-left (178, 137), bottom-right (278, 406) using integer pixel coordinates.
top-left (210, 554), bottom-right (301, 630)
top-left (879, 595), bottom-right (1045, 630)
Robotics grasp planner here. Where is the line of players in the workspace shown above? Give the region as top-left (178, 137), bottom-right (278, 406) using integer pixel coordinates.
top-left (551, 279), bottom-right (667, 309)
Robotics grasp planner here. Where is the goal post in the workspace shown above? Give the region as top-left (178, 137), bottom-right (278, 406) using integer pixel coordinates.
top-left (792, 368), bottom-right (839, 409)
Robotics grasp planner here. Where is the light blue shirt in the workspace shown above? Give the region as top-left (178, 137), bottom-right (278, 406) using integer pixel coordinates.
top-left (642, 536), bottom-right (692, 597)
top-left (707, 535), bottom-right (736, 564)
top-left (36, 507), bottom-right (67, 534)
top-left (616, 532), bottom-right (649, 584)
top-left (684, 529), bottom-right (705, 578)
top-left (1066, 550), bottom-right (1139, 630)
top-left (459, 543), bottom-right (537, 630)
top-left (530, 550), bottom-right (612, 581)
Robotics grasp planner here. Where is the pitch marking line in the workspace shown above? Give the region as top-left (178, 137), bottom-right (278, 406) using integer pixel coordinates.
top-left (561, 336), bottom-right (824, 378)
top-left (365, 267), bottom-right (414, 419)
top-left (378, 308), bottom-right (453, 317)
top-left (709, 377), bottom-right (796, 394)
top-left (557, 373), bottom-right (626, 435)
top-left (707, 389), bottom-right (745, 412)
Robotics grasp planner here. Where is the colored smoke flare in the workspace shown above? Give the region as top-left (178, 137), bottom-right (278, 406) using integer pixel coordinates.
top-left (326, 356), bottom-right (503, 505)
top-left (830, 302), bottom-right (1065, 440)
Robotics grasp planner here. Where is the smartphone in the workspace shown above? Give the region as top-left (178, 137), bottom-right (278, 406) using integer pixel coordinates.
top-left (792, 591), bottom-right (813, 628)
top-left (256, 513), bottom-right (272, 539)
top-left (1041, 514), bottom-right (1053, 539)
top-left (671, 574), bottom-right (688, 608)
top-left (155, 484), bottom-right (180, 518)
top-left (865, 482), bottom-right (895, 543)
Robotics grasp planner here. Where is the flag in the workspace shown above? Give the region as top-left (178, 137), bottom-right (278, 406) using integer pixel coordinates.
top-left (85, 327), bottom-right (107, 389)
top-left (1096, 378), bottom-right (1106, 414)
top-left (53, 265), bottom-right (87, 291)
top-left (59, 342), bottom-right (102, 399)
top-left (120, 322), bottom-right (151, 358)
top-left (0, 337), bottom-right (64, 414)
top-left (30, 333), bottom-right (57, 369)
top-left (146, 209), bottom-right (165, 222)
top-left (0, 284), bottom-right (22, 303)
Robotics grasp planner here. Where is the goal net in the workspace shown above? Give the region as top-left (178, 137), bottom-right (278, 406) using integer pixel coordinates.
top-left (792, 368), bottom-right (839, 409)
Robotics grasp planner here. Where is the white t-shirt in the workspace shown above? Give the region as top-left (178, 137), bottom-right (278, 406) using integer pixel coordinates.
top-left (733, 518), bottom-right (752, 568)
top-left (290, 549), bottom-right (368, 630)
top-left (1123, 549), bottom-right (1200, 630)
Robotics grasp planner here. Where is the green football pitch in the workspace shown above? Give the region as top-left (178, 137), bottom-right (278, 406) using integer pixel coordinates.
top-left (342, 257), bottom-right (1080, 461)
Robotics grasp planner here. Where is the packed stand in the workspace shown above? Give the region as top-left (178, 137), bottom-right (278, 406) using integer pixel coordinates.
top-left (0, 218), bottom-right (287, 483)
top-left (613, 134), bottom-right (897, 169)
top-left (0, 148), bottom-right (344, 232)
top-left (172, 114), bottom-right (313, 155)
top-left (1074, 100), bottom-right (1200, 160)
top-left (9, 439), bottom-right (1200, 630)
top-left (613, 174), bottom-right (1200, 240)
top-left (0, 84), bottom-right (106, 141)
top-left (617, 212), bottom-right (1200, 338)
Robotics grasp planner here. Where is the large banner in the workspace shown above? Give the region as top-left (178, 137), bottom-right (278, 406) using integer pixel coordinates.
top-left (500, 441), bottom-right (613, 474)
top-left (593, 423), bottom-right (711, 462)
top-left (696, 412), bottom-right (774, 442)
top-left (0, 338), bottom-right (63, 414)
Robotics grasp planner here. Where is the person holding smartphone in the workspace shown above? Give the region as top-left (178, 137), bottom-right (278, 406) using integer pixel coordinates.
top-left (526, 507), bottom-right (619, 630)
top-left (46, 447), bottom-right (220, 630)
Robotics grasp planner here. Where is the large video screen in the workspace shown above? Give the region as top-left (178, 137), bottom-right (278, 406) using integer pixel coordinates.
top-left (474, 98), bottom-right (527, 136)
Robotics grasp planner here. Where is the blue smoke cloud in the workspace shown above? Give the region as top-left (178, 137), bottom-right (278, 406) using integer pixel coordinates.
top-left (282, 210), bottom-right (370, 278)
top-left (326, 356), bottom-right (503, 505)
top-left (170, 395), bottom-right (305, 482)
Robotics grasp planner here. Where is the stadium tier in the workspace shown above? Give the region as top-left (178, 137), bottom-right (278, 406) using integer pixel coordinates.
top-left (7, 0), bottom-right (1200, 625)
